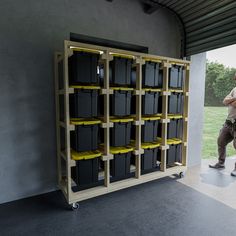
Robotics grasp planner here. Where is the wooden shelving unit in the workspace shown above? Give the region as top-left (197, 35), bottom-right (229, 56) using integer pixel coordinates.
top-left (54, 40), bottom-right (190, 206)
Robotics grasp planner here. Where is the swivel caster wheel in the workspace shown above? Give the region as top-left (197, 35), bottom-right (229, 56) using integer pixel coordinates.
top-left (71, 202), bottom-right (79, 211)
top-left (179, 171), bottom-right (185, 178)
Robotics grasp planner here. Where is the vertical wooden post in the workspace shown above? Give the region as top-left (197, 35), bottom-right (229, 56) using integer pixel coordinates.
top-left (182, 65), bottom-right (190, 166)
top-left (135, 57), bottom-right (144, 179)
top-left (63, 41), bottom-right (72, 200)
top-left (160, 61), bottom-right (170, 172)
top-left (102, 51), bottom-right (111, 187)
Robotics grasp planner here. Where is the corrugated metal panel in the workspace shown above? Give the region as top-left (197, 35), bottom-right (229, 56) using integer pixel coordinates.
top-left (143, 0), bottom-right (236, 56)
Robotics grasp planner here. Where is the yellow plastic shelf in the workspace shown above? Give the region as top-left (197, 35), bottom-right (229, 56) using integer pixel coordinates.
top-left (111, 87), bottom-right (134, 91)
top-left (110, 146), bottom-right (134, 154)
top-left (70, 46), bottom-right (102, 54)
top-left (70, 85), bottom-right (101, 90)
top-left (110, 117), bottom-right (134, 123)
top-left (143, 88), bottom-right (162, 92)
top-left (167, 138), bottom-right (182, 145)
top-left (70, 118), bottom-right (102, 125)
top-left (169, 89), bottom-right (184, 93)
top-left (110, 52), bottom-right (134, 59)
top-left (168, 115), bottom-right (183, 119)
top-left (71, 150), bottom-right (102, 161)
top-left (141, 141), bottom-right (161, 149)
top-left (142, 115), bottom-right (161, 121)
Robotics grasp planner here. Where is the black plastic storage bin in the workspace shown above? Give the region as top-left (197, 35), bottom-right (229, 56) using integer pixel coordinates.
top-left (142, 90), bottom-right (160, 115)
top-left (167, 116), bottom-right (183, 139)
top-left (110, 147), bottom-right (134, 182)
top-left (167, 143), bottom-right (182, 166)
top-left (71, 150), bottom-right (102, 190)
top-left (110, 57), bottom-right (132, 86)
top-left (141, 143), bottom-right (161, 174)
top-left (168, 93), bottom-right (183, 114)
top-left (110, 118), bottom-right (133, 147)
top-left (142, 117), bottom-right (160, 142)
top-left (70, 88), bottom-right (100, 118)
top-left (69, 51), bottom-right (99, 85)
top-left (131, 67), bottom-right (163, 88)
top-left (70, 119), bottom-right (101, 152)
top-left (110, 88), bottom-right (132, 116)
top-left (169, 65), bottom-right (184, 89)
top-left (142, 61), bottom-right (163, 87)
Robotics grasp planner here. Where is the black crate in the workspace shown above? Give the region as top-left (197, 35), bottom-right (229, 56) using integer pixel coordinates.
top-left (167, 144), bottom-right (182, 166)
top-left (110, 90), bottom-right (132, 116)
top-left (142, 119), bottom-right (160, 142)
top-left (169, 65), bottom-right (184, 89)
top-left (141, 147), bottom-right (160, 174)
top-left (167, 118), bottom-right (183, 139)
top-left (142, 91), bottom-right (160, 115)
top-left (110, 152), bottom-right (131, 181)
top-left (69, 51), bottom-right (99, 85)
top-left (168, 93), bottom-right (183, 114)
top-left (110, 57), bottom-right (132, 86)
top-left (110, 119), bottom-right (132, 147)
top-left (70, 89), bottom-right (98, 118)
top-left (71, 124), bottom-right (99, 152)
top-left (131, 66), bottom-right (163, 88)
top-left (142, 62), bottom-right (162, 87)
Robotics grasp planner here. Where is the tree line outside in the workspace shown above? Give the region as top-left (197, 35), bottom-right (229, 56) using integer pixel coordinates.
top-left (205, 61), bottom-right (236, 106)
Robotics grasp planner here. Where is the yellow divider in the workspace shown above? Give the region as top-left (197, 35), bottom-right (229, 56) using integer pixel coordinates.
top-left (143, 88), bottom-right (162, 92)
top-left (141, 141), bottom-right (161, 149)
top-left (169, 89), bottom-right (184, 93)
top-left (142, 115), bottom-right (161, 121)
top-left (70, 85), bottom-right (101, 90)
top-left (111, 87), bottom-right (134, 91)
top-left (110, 146), bottom-right (134, 155)
top-left (168, 114), bottom-right (183, 119)
top-left (167, 138), bottom-right (182, 145)
top-left (143, 57), bottom-right (162, 63)
top-left (70, 118), bottom-right (102, 125)
top-left (110, 117), bottom-right (134, 123)
top-left (71, 150), bottom-right (102, 161)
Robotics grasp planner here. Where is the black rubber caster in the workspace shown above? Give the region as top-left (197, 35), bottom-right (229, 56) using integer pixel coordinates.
top-left (179, 172), bottom-right (185, 178)
top-left (71, 202), bottom-right (79, 211)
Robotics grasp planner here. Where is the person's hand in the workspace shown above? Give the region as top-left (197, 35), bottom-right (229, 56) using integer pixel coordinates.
top-left (231, 101), bottom-right (236, 107)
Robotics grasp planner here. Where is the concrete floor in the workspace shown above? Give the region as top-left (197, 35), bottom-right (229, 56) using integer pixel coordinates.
top-left (179, 157), bottom-right (236, 209)
top-left (0, 159), bottom-right (236, 236)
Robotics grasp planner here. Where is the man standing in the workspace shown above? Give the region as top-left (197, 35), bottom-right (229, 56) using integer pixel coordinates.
top-left (209, 72), bottom-right (236, 177)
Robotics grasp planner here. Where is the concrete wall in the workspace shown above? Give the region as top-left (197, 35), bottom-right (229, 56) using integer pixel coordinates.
top-left (188, 53), bottom-right (206, 166)
top-left (0, 0), bottom-right (181, 204)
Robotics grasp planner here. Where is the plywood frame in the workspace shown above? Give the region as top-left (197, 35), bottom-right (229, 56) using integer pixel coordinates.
top-left (54, 40), bottom-right (190, 205)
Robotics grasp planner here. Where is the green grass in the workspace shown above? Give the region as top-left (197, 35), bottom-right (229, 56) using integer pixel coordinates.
top-left (202, 106), bottom-right (236, 159)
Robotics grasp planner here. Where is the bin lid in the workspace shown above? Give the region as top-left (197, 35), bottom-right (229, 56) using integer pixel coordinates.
top-left (110, 146), bottom-right (134, 155)
top-left (71, 150), bottom-right (102, 161)
top-left (110, 52), bottom-right (134, 60)
top-left (142, 88), bottom-right (162, 92)
top-left (70, 118), bottom-right (102, 125)
top-left (70, 85), bottom-right (101, 90)
top-left (168, 115), bottom-right (183, 119)
top-left (142, 115), bottom-right (161, 121)
top-left (111, 87), bottom-right (134, 91)
top-left (169, 89), bottom-right (184, 93)
top-left (142, 141), bottom-right (161, 149)
top-left (167, 138), bottom-right (182, 145)
top-left (110, 117), bottom-right (133, 123)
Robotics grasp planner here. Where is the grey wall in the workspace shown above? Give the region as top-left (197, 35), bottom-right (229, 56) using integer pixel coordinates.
top-left (188, 53), bottom-right (206, 167)
top-left (0, 0), bottom-right (181, 204)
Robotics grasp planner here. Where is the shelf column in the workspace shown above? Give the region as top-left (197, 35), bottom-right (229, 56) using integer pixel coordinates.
top-left (161, 61), bottom-right (170, 172)
top-left (182, 65), bottom-right (190, 166)
top-left (63, 41), bottom-right (72, 199)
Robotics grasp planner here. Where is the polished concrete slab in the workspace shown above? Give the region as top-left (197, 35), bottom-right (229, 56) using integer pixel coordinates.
top-left (0, 161), bottom-right (236, 236)
top-left (179, 157), bottom-right (236, 209)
